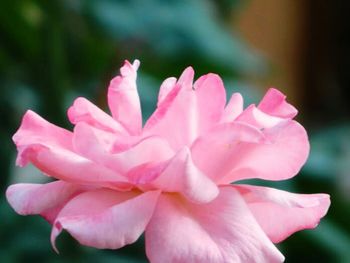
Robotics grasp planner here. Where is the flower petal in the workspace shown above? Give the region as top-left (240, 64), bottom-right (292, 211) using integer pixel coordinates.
top-left (13, 110), bottom-right (73, 166)
top-left (51, 189), bottom-right (160, 251)
top-left (71, 119), bottom-right (141, 155)
top-left (144, 69), bottom-right (226, 150)
top-left (157, 77), bottom-right (177, 106)
top-left (111, 136), bottom-right (174, 174)
top-left (191, 122), bottom-right (265, 182)
top-left (193, 73), bottom-right (226, 132)
top-left (221, 92), bottom-right (244, 123)
top-left (67, 97), bottom-right (127, 135)
top-left (258, 88), bottom-right (298, 118)
top-left (150, 147), bottom-right (219, 203)
top-left (13, 111), bottom-right (130, 189)
top-left (236, 105), bottom-right (285, 129)
top-left (235, 185), bottom-right (330, 243)
top-left (177, 66), bottom-right (195, 88)
top-left (145, 187), bottom-right (284, 263)
top-left (144, 67), bottom-right (195, 149)
top-left (73, 122), bottom-right (117, 154)
top-left (6, 181), bottom-right (89, 223)
top-left (219, 120), bottom-right (309, 183)
top-left (73, 122), bottom-right (174, 175)
top-left (21, 145), bottom-right (131, 189)
top-left (108, 60), bottom-right (142, 135)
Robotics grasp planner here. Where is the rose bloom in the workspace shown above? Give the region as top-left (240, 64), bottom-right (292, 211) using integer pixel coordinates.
top-left (7, 60), bottom-right (330, 263)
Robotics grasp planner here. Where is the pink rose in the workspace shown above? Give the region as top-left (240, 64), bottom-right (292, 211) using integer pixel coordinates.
top-left (6, 60), bottom-right (330, 262)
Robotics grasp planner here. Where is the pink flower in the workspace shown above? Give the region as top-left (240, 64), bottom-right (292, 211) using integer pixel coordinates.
top-left (6, 60), bottom-right (330, 262)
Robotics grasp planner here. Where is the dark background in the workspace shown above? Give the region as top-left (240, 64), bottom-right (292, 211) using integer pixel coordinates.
top-left (0, 0), bottom-right (349, 262)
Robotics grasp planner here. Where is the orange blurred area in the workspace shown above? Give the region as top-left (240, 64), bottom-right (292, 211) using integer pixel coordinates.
top-left (236, 0), bottom-right (305, 105)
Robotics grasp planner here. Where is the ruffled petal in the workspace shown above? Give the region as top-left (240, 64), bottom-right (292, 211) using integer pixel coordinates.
top-left (67, 97), bottom-right (127, 135)
top-left (144, 69), bottom-right (226, 150)
top-left (148, 147), bottom-right (219, 203)
top-left (6, 181), bottom-right (89, 223)
top-left (144, 67), bottom-right (195, 149)
top-left (145, 187), bottom-right (284, 263)
top-left (73, 122), bottom-right (174, 175)
top-left (221, 92), bottom-right (244, 123)
top-left (157, 77), bottom-right (177, 106)
top-left (108, 60), bottom-right (142, 135)
top-left (235, 185), bottom-right (330, 243)
top-left (193, 73), bottom-right (226, 132)
top-left (20, 145), bottom-right (131, 189)
top-left (235, 88), bottom-right (297, 130)
top-left (219, 120), bottom-right (309, 183)
top-left (236, 105), bottom-right (285, 129)
top-left (13, 111), bottom-right (130, 189)
top-left (191, 122), bottom-right (265, 182)
top-left (111, 136), bottom-right (174, 174)
top-left (258, 88), bottom-right (298, 118)
top-left (13, 110), bottom-right (73, 166)
top-left (51, 189), bottom-right (160, 251)
top-left (73, 122), bottom-right (117, 154)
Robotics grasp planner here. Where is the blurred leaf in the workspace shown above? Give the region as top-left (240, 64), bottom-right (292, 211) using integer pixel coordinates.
top-left (80, 0), bottom-right (265, 75)
top-left (304, 124), bottom-right (350, 181)
top-left (307, 220), bottom-right (350, 263)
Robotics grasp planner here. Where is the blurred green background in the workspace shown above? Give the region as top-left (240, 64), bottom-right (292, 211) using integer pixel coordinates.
top-left (1, 0), bottom-right (350, 262)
